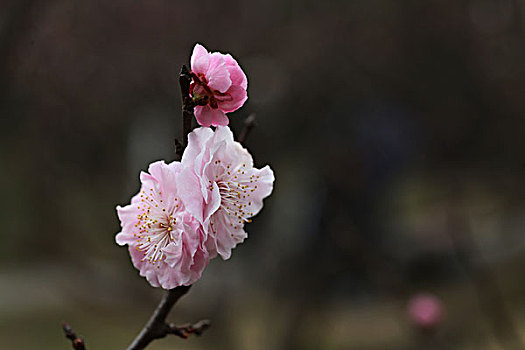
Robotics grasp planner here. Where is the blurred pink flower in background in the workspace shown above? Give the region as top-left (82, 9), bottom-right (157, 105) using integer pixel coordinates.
top-left (407, 293), bottom-right (445, 330)
top-left (177, 126), bottom-right (274, 260)
top-left (116, 161), bottom-right (210, 289)
top-left (190, 43), bottom-right (248, 127)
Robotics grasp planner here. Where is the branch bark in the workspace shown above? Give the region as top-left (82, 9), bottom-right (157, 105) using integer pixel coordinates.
top-left (126, 286), bottom-right (190, 350)
top-left (177, 65), bottom-right (194, 158)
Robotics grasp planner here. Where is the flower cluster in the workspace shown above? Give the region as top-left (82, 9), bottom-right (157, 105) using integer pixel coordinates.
top-left (116, 44), bottom-right (272, 289)
top-left (116, 125), bottom-right (274, 289)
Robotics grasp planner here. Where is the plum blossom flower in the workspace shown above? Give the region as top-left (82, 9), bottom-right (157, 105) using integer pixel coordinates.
top-left (190, 43), bottom-right (248, 127)
top-left (407, 293), bottom-right (444, 329)
top-left (116, 161), bottom-right (209, 289)
top-left (176, 126), bottom-right (274, 259)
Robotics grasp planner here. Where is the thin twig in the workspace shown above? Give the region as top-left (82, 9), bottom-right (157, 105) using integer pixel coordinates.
top-left (62, 322), bottom-right (86, 350)
top-left (238, 113), bottom-right (256, 145)
top-left (167, 319), bottom-right (211, 338)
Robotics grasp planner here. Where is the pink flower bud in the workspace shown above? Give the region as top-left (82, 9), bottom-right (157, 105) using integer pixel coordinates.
top-left (189, 44), bottom-right (248, 127)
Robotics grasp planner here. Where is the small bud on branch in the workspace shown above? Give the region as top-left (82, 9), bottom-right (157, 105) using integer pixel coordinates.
top-left (62, 322), bottom-right (86, 350)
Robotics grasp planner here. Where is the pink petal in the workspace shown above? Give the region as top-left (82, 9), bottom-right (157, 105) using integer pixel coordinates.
top-left (147, 161), bottom-right (181, 196)
top-left (158, 261), bottom-right (191, 288)
top-left (129, 247), bottom-right (161, 288)
top-left (162, 240), bottom-right (183, 268)
top-left (213, 135), bottom-right (253, 168)
top-left (182, 222), bottom-right (201, 256)
top-left (217, 85), bottom-right (247, 113)
top-left (189, 246), bottom-right (209, 281)
top-left (242, 165), bottom-right (275, 216)
top-left (147, 161), bottom-right (168, 182)
top-left (160, 222), bottom-right (206, 287)
top-left (182, 126), bottom-right (214, 166)
top-left (206, 53), bottom-right (232, 93)
top-left (115, 232), bottom-right (133, 246)
top-left (183, 213), bottom-right (209, 251)
top-left (115, 205), bottom-right (140, 245)
top-left (176, 167), bottom-right (205, 223)
top-left (194, 105), bottom-right (214, 127)
top-left (116, 231), bottom-right (140, 248)
top-left (223, 54), bottom-right (248, 90)
top-left (139, 171), bottom-right (155, 184)
top-left (210, 213), bottom-right (248, 260)
top-left (213, 125), bottom-right (235, 144)
top-left (198, 153), bottom-right (216, 203)
top-left (203, 181), bottom-right (221, 223)
top-left (210, 109), bottom-right (229, 127)
top-left (190, 43), bottom-right (210, 74)
top-left (204, 233), bottom-right (218, 259)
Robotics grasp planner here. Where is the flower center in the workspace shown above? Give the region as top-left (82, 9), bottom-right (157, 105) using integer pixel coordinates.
top-left (134, 188), bottom-right (180, 266)
top-left (190, 73), bottom-right (232, 109)
top-left (210, 160), bottom-right (260, 232)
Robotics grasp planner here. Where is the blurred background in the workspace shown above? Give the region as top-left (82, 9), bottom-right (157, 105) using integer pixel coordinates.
top-left (1, 0), bottom-right (525, 349)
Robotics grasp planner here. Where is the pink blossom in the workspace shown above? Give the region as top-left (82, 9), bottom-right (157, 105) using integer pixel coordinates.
top-left (190, 43), bottom-right (248, 127)
top-left (176, 126), bottom-right (274, 259)
top-left (116, 161), bottom-right (209, 289)
top-left (407, 293), bottom-right (444, 329)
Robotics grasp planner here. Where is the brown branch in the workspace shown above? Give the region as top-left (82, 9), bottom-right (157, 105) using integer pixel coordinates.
top-left (177, 64), bottom-right (195, 158)
top-left (62, 322), bottom-right (86, 350)
top-left (238, 113), bottom-right (256, 145)
top-left (125, 286), bottom-right (209, 350)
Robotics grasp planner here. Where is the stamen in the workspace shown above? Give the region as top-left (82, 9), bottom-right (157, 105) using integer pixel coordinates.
top-left (134, 188), bottom-right (179, 265)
